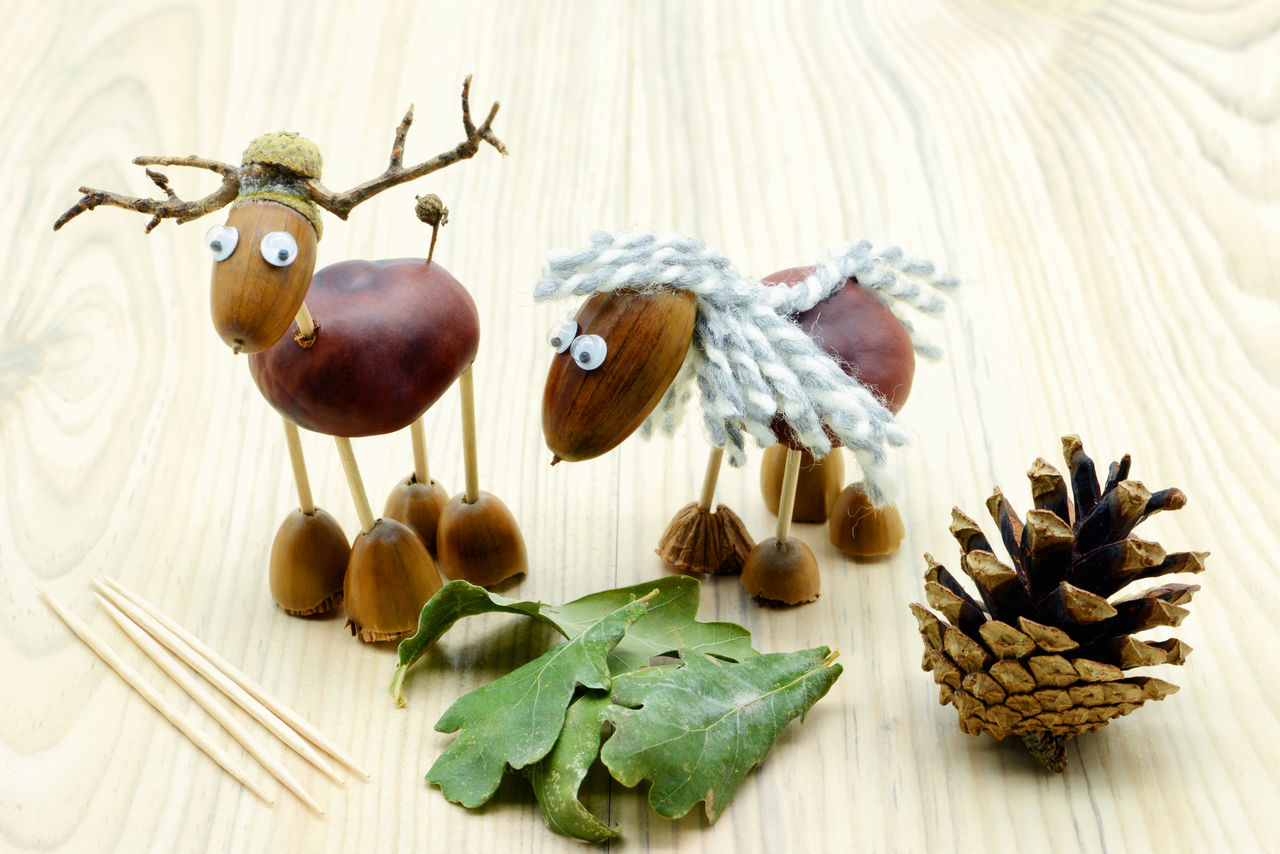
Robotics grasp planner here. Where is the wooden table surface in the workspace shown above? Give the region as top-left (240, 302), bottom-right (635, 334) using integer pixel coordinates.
top-left (4, 1), bottom-right (1278, 851)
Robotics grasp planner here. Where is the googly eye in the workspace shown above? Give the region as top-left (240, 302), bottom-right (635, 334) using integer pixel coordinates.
top-left (205, 225), bottom-right (238, 261)
top-left (547, 320), bottom-right (578, 353)
top-left (260, 231), bottom-right (299, 267)
top-left (569, 334), bottom-right (607, 370)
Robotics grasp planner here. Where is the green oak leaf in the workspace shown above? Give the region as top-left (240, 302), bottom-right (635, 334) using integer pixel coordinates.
top-left (526, 692), bottom-right (616, 842)
top-left (601, 647), bottom-right (842, 822)
top-left (393, 581), bottom-right (551, 706)
top-left (545, 576), bottom-right (758, 672)
top-left (393, 577), bottom-right (756, 705)
top-left (426, 594), bottom-right (652, 807)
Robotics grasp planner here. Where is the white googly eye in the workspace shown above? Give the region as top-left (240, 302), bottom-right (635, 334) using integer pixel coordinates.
top-left (569, 334), bottom-right (607, 370)
top-left (260, 231), bottom-right (299, 267)
top-left (548, 320), bottom-right (578, 353)
top-left (205, 225), bottom-right (238, 261)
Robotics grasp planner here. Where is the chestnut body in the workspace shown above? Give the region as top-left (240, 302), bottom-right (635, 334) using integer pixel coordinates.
top-left (249, 259), bottom-right (480, 437)
top-left (763, 267), bottom-right (916, 448)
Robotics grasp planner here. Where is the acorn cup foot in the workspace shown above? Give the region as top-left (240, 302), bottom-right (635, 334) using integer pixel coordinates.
top-left (344, 518), bottom-right (443, 643)
top-left (384, 474), bottom-right (450, 556)
top-left (269, 507), bottom-right (350, 617)
top-left (828, 485), bottom-right (905, 557)
top-left (436, 491), bottom-right (528, 588)
top-left (740, 537), bottom-right (820, 606)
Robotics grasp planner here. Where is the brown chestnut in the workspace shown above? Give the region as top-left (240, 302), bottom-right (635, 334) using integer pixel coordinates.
top-left (249, 259), bottom-right (480, 437)
top-left (762, 267), bottom-right (916, 449)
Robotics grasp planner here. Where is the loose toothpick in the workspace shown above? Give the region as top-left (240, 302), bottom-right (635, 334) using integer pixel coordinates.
top-left (100, 575), bottom-right (369, 779)
top-left (94, 593), bottom-right (325, 815)
top-left (37, 587), bottom-right (275, 807)
top-left (91, 579), bottom-right (345, 784)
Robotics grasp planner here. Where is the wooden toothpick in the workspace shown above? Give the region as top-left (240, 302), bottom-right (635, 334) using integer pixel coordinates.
top-left (410, 418), bottom-right (430, 484)
top-left (100, 575), bottom-right (369, 779)
top-left (458, 365), bottom-right (480, 504)
top-left (775, 448), bottom-right (803, 543)
top-left (37, 587), bottom-right (276, 808)
top-left (283, 419), bottom-right (316, 515)
top-left (94, 593), bottom-right (325, 815)
top-left (697, 447), bottom-right (725, 512)
top-left (91, 579), bottom-right (345, 784)
top-left (334, 436), bottom-right (376, 534)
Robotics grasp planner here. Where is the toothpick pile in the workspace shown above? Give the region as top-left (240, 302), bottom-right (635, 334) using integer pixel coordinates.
top-left (39, 577), bottom-right (368, 814)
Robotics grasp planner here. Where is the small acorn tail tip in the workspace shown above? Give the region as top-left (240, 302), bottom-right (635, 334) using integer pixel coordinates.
top-left (550, 454), bottom-right (562, 466)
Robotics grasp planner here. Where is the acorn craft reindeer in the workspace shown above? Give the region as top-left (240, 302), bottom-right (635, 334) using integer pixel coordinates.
top-left (538, 233), bottom-right (958, 605)
top-left (54, 77), bottom-right (527, 641)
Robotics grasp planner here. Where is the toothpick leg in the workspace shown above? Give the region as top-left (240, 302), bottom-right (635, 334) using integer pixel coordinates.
top-left (774, 448), bottom-right (803, 543)
top-left (283, 419), bottom-right (315, 515)
top-left (458, 365), bottom-right (481, 504)
top-left (334, 436), bottom-right (376, 534)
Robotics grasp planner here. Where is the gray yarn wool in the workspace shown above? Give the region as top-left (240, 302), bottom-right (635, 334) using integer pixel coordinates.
top-left (534, 232), bottom-right (959, 506)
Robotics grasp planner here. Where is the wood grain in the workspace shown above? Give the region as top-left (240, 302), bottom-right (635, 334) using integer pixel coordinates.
top-left (4, 1), bottom-right (1278, 851)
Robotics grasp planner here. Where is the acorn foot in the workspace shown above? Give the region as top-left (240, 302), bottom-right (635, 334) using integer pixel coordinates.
top-left (740, 537), bottom-right (820, 606)
top-left (344, 518), bottom-right (442, 643)
top-left (436, 491), bottom-right (528, 587)
top-left (384, 474), bottom-right (450, 556)
top-left (269, 507), bottom-right (349, 616)
top-left (828, 484), bottom-right (904, 557)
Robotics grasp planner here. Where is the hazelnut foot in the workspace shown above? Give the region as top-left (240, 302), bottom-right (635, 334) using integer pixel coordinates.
top-left (740, 537), bottom-right (820, 606)
top-left (828, 484), bottom-right (904, 557)
top-left (269, 507), bottom-right (349, 616)
top-left (760, 444), bottom-right (845, 523)
top-left (436, 491), bottom-right (528, 587)
top-left (384, 474), bottom-right (450, 555)
top-left (344, 518), bottom-right (443, 643)
top-left (656, 502), bottom-right (754, 576)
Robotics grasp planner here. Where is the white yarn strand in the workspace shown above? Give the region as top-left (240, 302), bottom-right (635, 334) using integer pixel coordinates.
top-left (535, 232), bottom-right (958, 505)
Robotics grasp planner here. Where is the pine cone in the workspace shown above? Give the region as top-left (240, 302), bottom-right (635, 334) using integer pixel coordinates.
top-left (910, 436), bottom-right (1207, 772)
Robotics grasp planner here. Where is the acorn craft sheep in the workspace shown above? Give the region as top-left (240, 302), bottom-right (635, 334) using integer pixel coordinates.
top-left (537, 232), bottom-right (959, 605)
top-left (54, 77), bottom-right (527, 642)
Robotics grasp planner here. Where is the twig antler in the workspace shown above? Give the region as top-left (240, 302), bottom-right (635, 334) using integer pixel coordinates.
top-left (53, 157), bottom-right (240, 233)
top-left (53, 76), bottom-right (505, 234)
top-left (304, 75), bottom-right (507, 220)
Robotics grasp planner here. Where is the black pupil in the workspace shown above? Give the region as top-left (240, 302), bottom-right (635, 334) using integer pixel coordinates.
top-left (210, 240), bottom-right (222, 252)
top-left (278, 248), bottom-right (289, 261)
